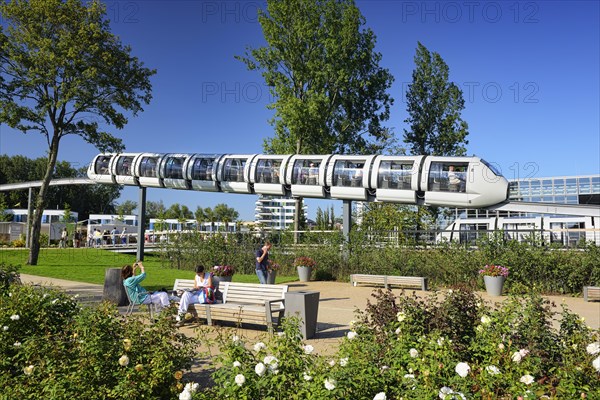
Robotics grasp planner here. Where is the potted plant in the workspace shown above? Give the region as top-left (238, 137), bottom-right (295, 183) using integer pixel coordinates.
top-left (267, 262), bottom-right (280, 285)
top-left (479, 265), bottom-right (509, 296)
top-left (293, 256), bottom-right (316, 282)
top-left (212, 265), bottom-right (235, 291)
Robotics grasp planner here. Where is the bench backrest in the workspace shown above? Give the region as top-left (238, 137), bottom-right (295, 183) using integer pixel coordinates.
top-left (221, 282), bottom-right (288, 305)
top-left (173, 279), bottom-right (195, 291)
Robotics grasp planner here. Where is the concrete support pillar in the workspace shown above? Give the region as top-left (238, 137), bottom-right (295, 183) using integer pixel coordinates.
top-left (136, 187), bottom-right (147, 261)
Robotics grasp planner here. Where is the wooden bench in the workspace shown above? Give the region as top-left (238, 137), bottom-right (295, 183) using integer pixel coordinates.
top-left (583, 286), bottom-right (600, 302)
top-left (350, 274), bottom-right (428, 291)
top-left (173, 280), bottom-right (288, 330)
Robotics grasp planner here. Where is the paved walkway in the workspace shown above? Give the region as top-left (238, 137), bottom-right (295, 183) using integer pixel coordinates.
top-left (19, 275), bottom-right (600, 354)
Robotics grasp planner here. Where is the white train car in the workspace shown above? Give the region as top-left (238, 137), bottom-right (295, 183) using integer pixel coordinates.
top-left (187, 154), bottom-right (224, 192)
top-left (420, 156), bottom-right (508, 208)
top-left (158, 153), bottom-right (192, 190)
top-left (133, 152), bottom-right (164, 188)
top-left (88, 154), bottom-right (116, 184)
top-left (250, 154), bottom-right (292, 196)
top-left (286, 155), bottom-right (333, 199)
top-left (372, 156), bottom-right (424, 204)
top-left (217, 154), bottom-right (258, 194)
top-left (326, 155), bottom-right (377, 201)
top-left (111, 153), bottom-right (139, 186)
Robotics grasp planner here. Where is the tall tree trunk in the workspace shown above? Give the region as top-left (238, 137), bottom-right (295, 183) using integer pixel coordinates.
top-left (27, 133), bottom-right (60, 265)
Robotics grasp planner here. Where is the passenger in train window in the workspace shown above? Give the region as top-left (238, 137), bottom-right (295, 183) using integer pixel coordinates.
top-left (448, 165), bottom-right (466, 192)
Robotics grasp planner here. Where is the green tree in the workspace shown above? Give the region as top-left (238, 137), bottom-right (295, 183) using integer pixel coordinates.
top-left (115, 200), bottom-right (138, 217)
top-left (164, 203), bottom-right (193, 220)
top-left (146, 200), bottom-right (166, 220)
top-left (213, 203), bottom-right (239, 231)
top-left (0, 0), bottom-right (155, 264)
top-left (403, 42), bottom-right (469, 156)
top-left (238, 0), bottom-right (394, 239)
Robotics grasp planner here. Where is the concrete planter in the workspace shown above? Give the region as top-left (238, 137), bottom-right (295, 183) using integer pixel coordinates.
top-left (267, 270), bottom-right (277, 284)
top-left (484, 275), bottom-right (506, 296)
top-left (297, 266), bottom-right (312, 282)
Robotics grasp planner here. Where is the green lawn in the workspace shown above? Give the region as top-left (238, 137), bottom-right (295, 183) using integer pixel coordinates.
top-left (0, 248), bottom-right (298, 291)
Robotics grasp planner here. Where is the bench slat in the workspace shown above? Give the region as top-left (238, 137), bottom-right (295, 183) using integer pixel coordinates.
top-left (584, 286), bottom-right (600, 302)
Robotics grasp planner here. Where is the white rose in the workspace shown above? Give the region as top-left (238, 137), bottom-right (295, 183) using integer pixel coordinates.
top-left (455, 362), bottom-right (470, 378)
top-left (324, 378), bottom-right (336, 391)
top-left (255, 362), bottom-right (266, 376)
top-left (593, 356), bottom-right (600, 372)
top-left (253, 342), bottom-right (266, 352)
top-left (233, 361), bottom-right (241, 368)
top-left (303, 372), bottom-right (313, 381)
top-left (511, 351), bottom-right (523, 363)
top-left (586, 342), bottom-right (600, 355)
top-left (303, 344), bottom-right (314, 354)
top-left (2, 326), bottom-right (8, 331)
top-left (347, 331), bottom-right (358, 340)
top-left (480, 315), bottom-right (491, 325)
top-left (339, 357), bottom-right (348, 367)
top-left (179, 390), bottom-right (192, 400)
top-left (10, 314), bottom-right (19, 321)
top-left (439, 386), bottom-right (453, 399)
top-left (234, 374), bottom-right (246, 386)
top-left (118, 355), bottom-right (129, 367)
top-left (184, 382), bottom-right (199, 393)
top-left (520, 374), bottom-right (535, 385)
top-left (485, 365), bottom-right (500, 375)
top-left (409, 348), bottom-right (419, 358)
top-left (374, 392), bottom-right (387, 400)
top-left (397, 312), bottom-right (406, 322)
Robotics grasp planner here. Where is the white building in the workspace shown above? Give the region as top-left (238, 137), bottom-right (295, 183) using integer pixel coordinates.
top-left (254, 196), bottom-right (306, 231)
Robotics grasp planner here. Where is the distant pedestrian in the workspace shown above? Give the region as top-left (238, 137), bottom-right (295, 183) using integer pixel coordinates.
top-left (59, 228), bottom-right (68, 248)
top-left (74, 230), bottom-right (82, 248)
top-left (121, 228), bottom-right (128, 245)
top-left (111, 227), bottom-right (119, 246)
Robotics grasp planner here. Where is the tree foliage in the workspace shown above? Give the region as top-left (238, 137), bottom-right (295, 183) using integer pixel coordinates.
top-left (0, 155), bottom-right (121, 220)
top-left (237, 0), bottom-right (394, 155)
top-left (0, 0), bottom-right (155, 264)
top-left (403, 42), bottom-right (469, 156)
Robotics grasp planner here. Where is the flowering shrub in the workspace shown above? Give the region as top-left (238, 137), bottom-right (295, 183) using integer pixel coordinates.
top-left (479, 264), bottom-right (509, 277)
top-left (293, 256), bottom-right (316, 268)
top-left (0, 267), bottom-right (198, 399)
top-left (186, 288), bottom-right (599, 399)
top-left (212, 265), bottom-right (235, 277)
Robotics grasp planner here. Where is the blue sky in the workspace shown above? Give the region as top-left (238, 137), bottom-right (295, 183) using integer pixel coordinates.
top-left (1, 0), bottom-right (598, 220)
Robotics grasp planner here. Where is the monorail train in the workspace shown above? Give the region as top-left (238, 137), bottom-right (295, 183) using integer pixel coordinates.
top-left (88, 153), bottom-right (509, 208)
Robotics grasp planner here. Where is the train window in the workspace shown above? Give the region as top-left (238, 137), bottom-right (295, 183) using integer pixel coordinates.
top-left (165, 157), bottom-right (184, 179)
top-left (428, 162), bottom-right (467, 192)
top-left (333, 161), bottom-right (363, 187)
top-left (256, 159), bottom-right (282, 184)
top-left (192, 158), bottom-right (214, 180)
top-left (480, 158), bottom-right (501, 176)
top-left (116, 156), bottom-right (134, 176)
top-left (292, 160), bottom-right (320, 185)
top-left (378, 161), bottom-right (412, 189)
top-left (223, 158), bottom-right (246, 182)
top-left (140, 157), bottom-right (158, 177)
top-left (95, 156), bottom-right (112, 175)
